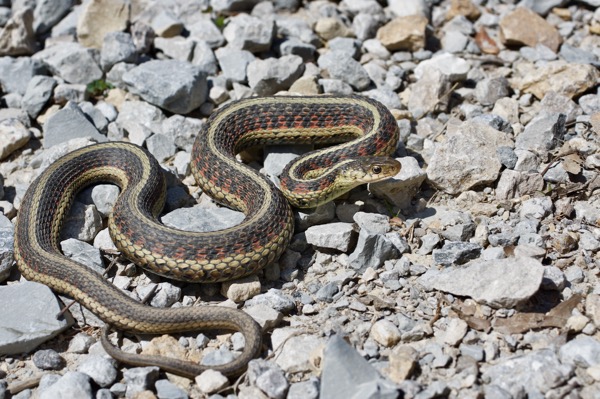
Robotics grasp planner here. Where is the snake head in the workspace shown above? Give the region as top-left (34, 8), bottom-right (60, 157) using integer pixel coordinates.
top-left (340, 156), bottom-right (401, 184)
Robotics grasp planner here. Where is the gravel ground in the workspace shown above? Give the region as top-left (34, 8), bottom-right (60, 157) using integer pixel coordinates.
top-left (1, 0), bottom-right (600, 398)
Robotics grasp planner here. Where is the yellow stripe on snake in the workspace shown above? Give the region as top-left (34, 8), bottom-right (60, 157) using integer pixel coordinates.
top-left (14, 95), bottom-right (400, 378)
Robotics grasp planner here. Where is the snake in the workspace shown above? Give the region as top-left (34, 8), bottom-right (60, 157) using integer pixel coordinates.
top-left (13, 95), bottom-right (400, 378)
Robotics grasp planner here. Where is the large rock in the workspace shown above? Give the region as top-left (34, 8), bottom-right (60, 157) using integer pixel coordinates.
top-left (123, 60), bottom-right (208, 114)
top-left (376, 14), bottom-right (428, 52)
top-left (77, 0), bottom-right (130, 49)
top-left (0, 282), bottom-right (74, 354)
top-left (499, 6), bottom-right (562, 52)
top-left (0, 8), bottom-right (36, 56)
top-left (33, 42), bottom-right (103, 84)
top-left (43, 102), bottom-right (107, 148)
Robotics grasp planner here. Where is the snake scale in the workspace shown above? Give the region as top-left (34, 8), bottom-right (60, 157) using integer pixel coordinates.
top-left (14, 95), bottom-right (400, 378)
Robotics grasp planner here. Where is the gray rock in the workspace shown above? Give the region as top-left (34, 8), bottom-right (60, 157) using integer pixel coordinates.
top-left (154, 36), bottom-right (194, 62)
top-left (146, 133), bottom-right (177, 162)
top-left (0, 56), bottom-right (47, 95)
top-left (362, 87), bottom-right (402, 109)
top-left (247, 55), bottom-right (304, 96)
top-left (515, 112), bottom-right (566, 155)
top-left (90, 184), bottom-right (119, 217)
top-left (276, 16), bottom-right (319, 46)
top-left (272, 329), bottom-right (325, 373)
top-left (317, 51), bottom-right (370, 90)
top-left (33, 0), bottom-right (73, 34)
top-left (223, 14), bottom-right (274, 53)
top-left (319, 78), bottom-right (354, 95)
top-left (123, 367), bottom-right (160, 397)
top-left (320, 335), bottom-right (398, 399)
top-left (418, 257), bottom-right (544, 308)
top-left (475, 77), bottom-right (510, 107)
top-left (43, 102), bottom-right (107, 148)
top-left (33, 42), bottom-right (102, 84)
top-left (148, 10), bottom-right (182, 38)
top-left (215, 47), bottom-right (255, 83)
top-left (100, 31), bottom-right (137, 71)
top-left (496, 146), bottom-right (518, 169)
top-left (162, 205), bottom-right (244, 232)
top-left (187, 18), bottom-right (225, 49)
top-left (287, 377), bottom-right (319, 399)
top-left (67, 332), bottom-right (96, 354)
top-left (140, 282), bottom-right (181, 308)
top-left (195, 369), bottom-right (229, 395)
top-left (53, 83), bottom-right (88, 103)
top-left (559, 335), bottom-right (600, 367)
top-left (122, 60), bottom-right (208, 114)
top-left (414, 53), bottom-right (469, 82)
top-left (560, 43), bottom-right (600, 65)
top-left (191, 40), bottom-right (218, 75)
top-left (33, 349), bottom-right (65, 370)
top-left (78, 101), bottom-right (108, 132)
top-left (315, 282), bottom-right (339, 302)
top-left (21, 75), bottom-right (56, 118)
top-left (427, 120), bottom-right (512, 195)
top-left (353, 212), bottom-right (390, 234)
top-left (278, 38), bottom-right (316, 62)
top-left (353, 13), bottom-right (381, 41)
top-left (264, 145), bottom-right (312, 178)
top-left (244, 303), bottom-right (283, 330)
top-left (348, 229), bottom-right (399, 272)
top-left (39, 372), bottom-right (93, 399)
top-left (579, 93), bottom-right (600, 115)
top-left (520, 196), bottom-right (553, 220)
top-left (245, 289), bottom-right (296, 313)
top-left (0, 213), bottom-right (14, 282)
top-left (247, 359), bottom-right (289, 399)
top-left (482, 349), bottom-right (572, 398)
top-left (201, 346), bottom-right (236, 367)
top-left (60, 201), bottom-right (103, 242)
top-left (0, 118), bottom-right (29, 160)
top-left (155, 379), bottom-right (189, 399)
top-left (305, 222), bottom-right (356, 252)
top-left (77, 355), bottom-right (117, 387)
top-left (212, 0), bottom-right (262, 12)
top-left (432, 241), bottom-right (481, 266)
top-left (60, 238), bottom-right (104, 274)
top-left (295, 202), bottom-right (336, 230)
top-left (0, 281), bottom-right (73, 354)
top-left (520, 0), bottom-right (568, 15)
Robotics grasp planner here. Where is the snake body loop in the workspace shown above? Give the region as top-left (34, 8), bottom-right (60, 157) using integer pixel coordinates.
top-left (14, 95), bottom-right (400, 377)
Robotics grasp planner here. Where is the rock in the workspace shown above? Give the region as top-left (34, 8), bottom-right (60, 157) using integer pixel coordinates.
top-left (0, 118), bottom-right (30, 160)
top-left (370, 157), bottom-right (426, 208)
top-left (314, 17), bottom-right (352, 41)
top-left (499, 7), bottom-right (562, 52)
top-left (482, 349), bottom-right (572, 398)
top-left (146, 133), bottom-right (176, 162)
top-left (43, 102), bottom-right (107, 148)
top-left (414, 52), bottom-right (470, 82)
top-left (496, 169), bottom-right (544, 200)
top-left (348, 229), bottom-right (399, 272)
top-left (155, 379), bottom-right (189, 399)
top-left (515, 112), bottom-right (565, 155)
top-left (245, 289), bottom-right (296, 313)
top-left (370, 319), bottom-right (401, 347)
top-left (0, 57), bottom-right (47, 95)
top-left (77, 0), bottom-right (130, 49)
top-left (320, 335), bottom-right (398, 399)
top-left (408, 67), bottom-right (452, 119)
top-left (386, 346), bottom-right (418, 383)
top-left (247, 55), bottom-right (304, 96)
top-left (520, 196), bottom-right (553, 219)
top-left (475, 77), bottom-right (510, 106)
top-left (39, 372), bottom-right (93, 399)
top-left (187, 18), bottom-right (225, 49)
top-left (0, 214), bottom-right (13, 282)
top-left (191, 40), bottom-right (218, 75)
top-left (418, 257), bottom-right (545, 308)
top-left (376, 15), bottom-right (428, 52)
top-left (123, 367), bottom-right (160, 397)
top-left (247, 359), bottom-right (289, 399)
top-left (215, 47), bottom-right (255, 83)
top-left (154, 36), bottom-right (194, 62)
top-left (33, 0), bottom-right (73, 34)
top-left (0, 8), bottom-right (36, 56)
top-left (33, 42), bottom-right (103, 84)
top-left (271, 328), bottom-right (325, 373)
top-left (100, 31), bottom-right (137, 71)
top-left (0, 281), bottom-right (74, 354)
top-left (67, 332), bottom-right (96, 354)
top-left (437, 318), bottom-right (468, 346)
top-left (432, 241), bottom-right (482, 266)
top-left (317, 51), bottom-right (370, 90)
top-left (149, 11), bottom-right (183, 38)
top-left (427, 120), bottom-right (512, 195)
top-left (305, 222), bottom-right (356, 252)
top-left (221, 274), bottom-right (261, 302)
top-left (33, 349), bottom-right (66, 370)
top-left (162, 205), bottom-right (244, 233)
top-left (22, 75), bottom-right (57, 118)
top-left (123, 60), bottom-right (207, 114)
top-left (515, 61), bottom-right (600, 100)
top-left (195, 369), bottom-right (229, 394)
top-left (223, 14), bottom-right (274, 53)
top-left (77, 355), bottom-right (117, 387)
top-left (244, 304), bottom-right (283, 330)
top-left (60, 238), bottom-right (104, 274)
top-left (287, 378), bottom-right (319, 399)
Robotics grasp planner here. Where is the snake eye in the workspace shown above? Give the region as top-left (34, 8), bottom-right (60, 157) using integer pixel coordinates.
top-left (372, 165), bottom-right (382, 174)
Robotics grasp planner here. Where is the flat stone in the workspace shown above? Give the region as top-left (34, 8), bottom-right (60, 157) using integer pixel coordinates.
top-left (60, 201), bottom-right (103, 242)
top-left (123, 59), bottom-right (207, 114)
top-left (0, 118), bottom-right (30, 160)
top-left (376, 14), bottom-right (428, 52)
top-left (22, 75), bottom-right (57, 118)
top-left (0, 281), bottom-right (74, 354)
top-left (305, 222), bottom-right (356, 252)
top-left (427, 120), bottom-right (512, 195)
top-left (499, 6), bottom-right (562, 52)
top-left (0, 8), bottom-right (36, 56)
top-left (43, 102), bottom-right (107, 148)
top-left (418, 256), bottom-right (544, 308)
top-left (320, 335), bottom-right (398, 399)
top-left (271, 328), bottom-right (325, 373)
top-left (432, 241), bottom-right (482, 266)
top-left (515, 61), bottom-right (600, 100)
top-left (247, 55), bottom-right (304, 96)
top-left (33, 42), bottom-right (103, 84)
top-left (161, 205), bottom-right (244, 233)
top-left (60, 238), bottom-right (104, 275)
top-left (482, 349), bottom-right (572, 398)
top-left (317, 51), bottom-right (370, 91)
top-left (155, 379), bottom-right (189, 399)
top-left (77, 0), bottom-right (130, 49)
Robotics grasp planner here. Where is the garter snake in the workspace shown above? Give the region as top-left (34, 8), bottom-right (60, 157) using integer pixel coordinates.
top-left (14, 95), bottom-right (400, 378)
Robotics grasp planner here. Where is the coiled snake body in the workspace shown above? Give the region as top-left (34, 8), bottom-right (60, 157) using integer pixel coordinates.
top-left (14, 95), bottom-right (400, 378)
